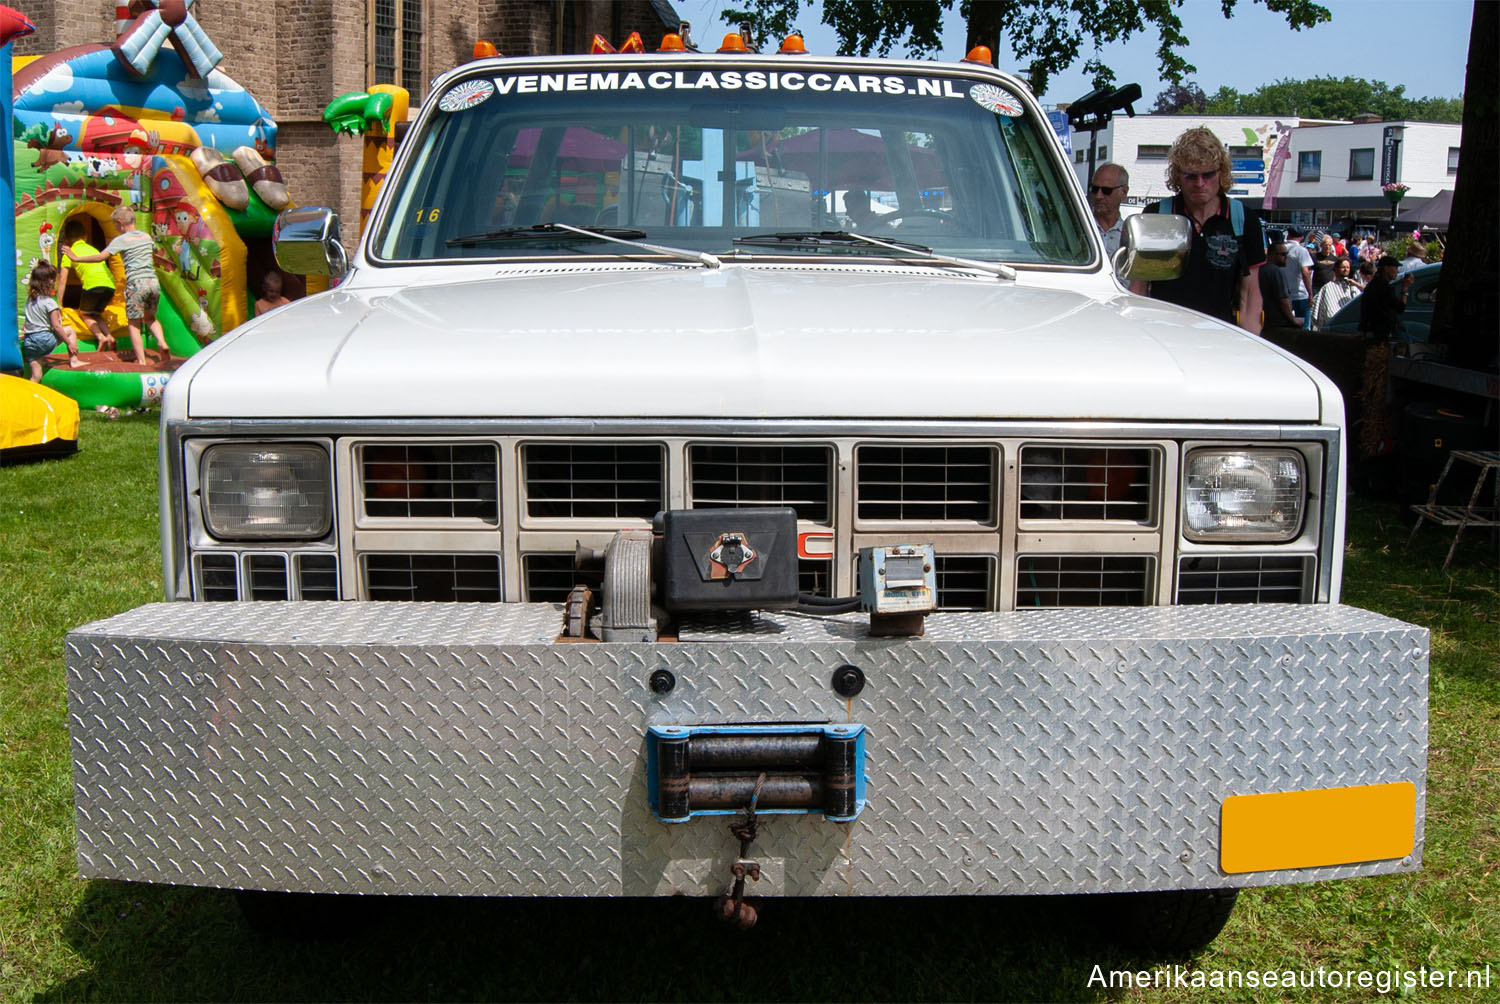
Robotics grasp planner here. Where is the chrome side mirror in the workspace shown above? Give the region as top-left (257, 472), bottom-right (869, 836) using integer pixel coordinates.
top-left (273, 207), bottom-right (349, 282)
top-left (1115, 213), bottom-right (1191, 282)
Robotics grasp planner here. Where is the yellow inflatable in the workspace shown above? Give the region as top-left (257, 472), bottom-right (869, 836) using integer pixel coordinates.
top-left (0, 374), bottom-right (79, 463)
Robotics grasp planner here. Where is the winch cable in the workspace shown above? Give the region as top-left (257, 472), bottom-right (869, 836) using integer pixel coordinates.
top-left (717, 772), bottom-right (767, 929)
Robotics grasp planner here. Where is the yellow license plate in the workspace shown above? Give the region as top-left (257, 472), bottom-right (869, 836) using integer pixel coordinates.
top-left (1220, 782), bottom-right (1417, 874)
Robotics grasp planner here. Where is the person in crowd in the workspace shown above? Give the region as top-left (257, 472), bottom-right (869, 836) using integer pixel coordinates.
top-left (843, 189), bottom-right (879, 230)
top-left (1355, 259), bottom-right (1376, 288)
top-left (1258, 242), bottom-right (1303, 335)
top-left (1281, 226), bottom-right (1314, 323)
top-left (1311, 235), bottom-right (1339, 296)
top-left (1132, 127), bottom-right (1266, 331)
top-left (63, 206), bottom-right (165, 364)
top-left (1361, 234), bottom-right (1381, 264)
top-left (1331, 232), bottom-right (1347, 257)
top-left (255, 271), bottom-right (292, 315)
top-left (1399, 232), bottom-right (1426, 275)
top-left (1088, 162), bottom-right (1130, 257)
top-left (57, 218), bottom-right (116, 351)
top-left (1311, 257), bottom-right (1362, 329)
top-left (1359, 255), bottom-right (1413, 341)
top-left (19, 261), bottom-right (85, 381)
top-left (1355, 255), bottom-right (1414, 458)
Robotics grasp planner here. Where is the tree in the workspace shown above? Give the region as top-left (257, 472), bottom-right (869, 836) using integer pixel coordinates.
top-left (719, 0), bottom-right (1331, 96)
top-left (1203, 77), bottom-right (1463, 122)
top-left (1430, 1), bottom-right (1496, 368)
top-left (1151, 81), bottom-right (1207, 114)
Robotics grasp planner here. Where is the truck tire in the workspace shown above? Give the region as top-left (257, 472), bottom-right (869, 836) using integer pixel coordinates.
top-left (234, 889), bottom-right (382, 938)
top-left (1100, 888), bottom-right (1239, 953)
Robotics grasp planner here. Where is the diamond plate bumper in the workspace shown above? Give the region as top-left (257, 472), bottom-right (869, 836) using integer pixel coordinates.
top-left (65, 602), bottom-right (1427, 897)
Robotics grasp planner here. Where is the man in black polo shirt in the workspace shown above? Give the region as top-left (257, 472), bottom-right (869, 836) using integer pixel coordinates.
top-left (1132, 127), bottom-right (1266, 331)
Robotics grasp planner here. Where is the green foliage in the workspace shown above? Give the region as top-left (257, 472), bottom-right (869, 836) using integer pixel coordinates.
top-left (719, 0), bottom-right (1331, 96)
top-left (1204, 76), bottom-right (1463, 121)
top-left (1151, 80), bottom-right (1208, 114)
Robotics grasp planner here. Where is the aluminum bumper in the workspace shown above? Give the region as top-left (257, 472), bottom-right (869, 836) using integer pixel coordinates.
top-left (66, 602), bottom-right (1427, 897)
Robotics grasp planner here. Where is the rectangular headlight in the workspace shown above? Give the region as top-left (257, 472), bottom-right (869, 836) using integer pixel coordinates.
top-left (1183, 449), bottom-right (1304, 542)
top-left (202, 444), bottom-right (332, 540)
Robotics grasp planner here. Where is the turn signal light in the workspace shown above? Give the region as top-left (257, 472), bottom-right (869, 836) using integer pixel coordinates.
top-left (718, 32), bottom-right (750, 53)
top-left (777, 34), bottom-right (807, 54)
top-left (963, 45), bottom-right (993, 65)
top-left (657, 32), bottom-right (687, 52)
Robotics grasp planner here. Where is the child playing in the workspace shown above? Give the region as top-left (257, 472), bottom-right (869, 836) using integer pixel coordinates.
top-left (62, 206), bottom-right (165, 364)
top-left (57, 217), bottom-right (117, 351)
top-left (20, 261), bottom-right (86, 381)
top-left (254, 270), bottom-right (292, 314)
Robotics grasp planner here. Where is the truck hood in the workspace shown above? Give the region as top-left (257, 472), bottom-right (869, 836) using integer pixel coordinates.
top-left (182, 266), bottom-right (1326, 422)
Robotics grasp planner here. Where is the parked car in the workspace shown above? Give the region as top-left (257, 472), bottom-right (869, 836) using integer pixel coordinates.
top-left (1323, 262), bottom-right (1441, 340)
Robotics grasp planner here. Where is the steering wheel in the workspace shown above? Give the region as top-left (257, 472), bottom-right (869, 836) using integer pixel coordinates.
top-left (865, 209), bottom-right (965, 233)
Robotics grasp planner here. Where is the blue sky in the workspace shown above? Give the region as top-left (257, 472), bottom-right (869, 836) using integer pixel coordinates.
top-left (673, 0), bottom-right (1474, 106)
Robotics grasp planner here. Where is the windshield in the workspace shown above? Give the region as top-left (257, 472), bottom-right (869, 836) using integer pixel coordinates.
top-left (374, 63), bottom-right (1092, 267)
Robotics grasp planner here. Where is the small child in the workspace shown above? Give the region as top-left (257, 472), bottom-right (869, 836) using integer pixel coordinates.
top-left (20, 262), bottom-right (86, 381)
top-left (57, 217), bottom-right (117, 351)
top-left (63, 206), bottom-right (165, 364)
top-left (254, 270), bottom-right (292, 314)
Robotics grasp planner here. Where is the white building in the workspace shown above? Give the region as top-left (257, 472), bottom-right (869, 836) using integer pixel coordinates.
top-left (1069, 113), bottom-right (1461, 231)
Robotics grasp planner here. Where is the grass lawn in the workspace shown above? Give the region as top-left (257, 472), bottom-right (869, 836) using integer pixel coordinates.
top-left (1, 414), bottom-right (1495, 1002)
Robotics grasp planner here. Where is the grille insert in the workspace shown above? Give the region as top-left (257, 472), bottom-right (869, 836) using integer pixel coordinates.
top-left (1019, 446), bottom-right (1154, 522)
top-left (798, 558), bottom-right (833, 598)
top-left (856, 445), bottom-right (995, 522)
top-left (197, 553), bottom-right (238, 600)
top-left (247, 553), bottom-right (290, 600)
top-left (1178, 554), bottom-right (1310, 604)
top-left (1016, 555), bottom-right (1151, 607)
top-left (523, 442), bottom-right (664, 519)
top-left (935, 555), bottom-right (993, 610)
top-left (522, 553), bottom-right (598, 603)
top-left (689, 444), bottom-right (831, 522)
top-left (361, 443), bottom-right (498, 520)
top-left (364, 553), bottom-right (501, 602)
top-left (298, 554), bottom-right (339, 600)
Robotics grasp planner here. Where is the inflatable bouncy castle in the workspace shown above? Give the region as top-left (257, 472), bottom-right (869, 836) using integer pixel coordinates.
top-left (8, 0), bottom-right (314, 408)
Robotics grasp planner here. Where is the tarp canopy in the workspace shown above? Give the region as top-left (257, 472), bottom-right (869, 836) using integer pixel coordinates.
top-left (1399, 189), bottom-right (1454, 228)
top-left (736, 128), bottom-right (946, 191)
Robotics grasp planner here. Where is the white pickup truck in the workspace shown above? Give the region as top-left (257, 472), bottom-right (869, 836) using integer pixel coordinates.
top-left (66, 40), bottom-right (1427, 950)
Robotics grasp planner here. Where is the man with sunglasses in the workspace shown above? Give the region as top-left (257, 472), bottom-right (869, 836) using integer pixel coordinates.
top-left (1131, 126), bottom-right (1266, 332)
top-left (1088, 163), bottom-right (1129, 257)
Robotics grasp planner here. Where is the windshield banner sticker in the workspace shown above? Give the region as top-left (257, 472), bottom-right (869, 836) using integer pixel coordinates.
top-left (968, 83), bottom-right (1023, 116)
top-left (488, 71), bottom-right (968, 98)
top-left (439, 79), bottom-right (496, 112)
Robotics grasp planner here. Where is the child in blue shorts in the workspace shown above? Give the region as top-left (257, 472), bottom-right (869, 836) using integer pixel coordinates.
top-left (20, 261), bottom-right (84, 381)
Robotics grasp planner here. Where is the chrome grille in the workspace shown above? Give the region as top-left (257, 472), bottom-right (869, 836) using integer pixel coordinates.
top-left (689, 444), bottom-right (832, 522)
top-left (364, 554), bottom-right (501, 602)
top-left (523, 442), bottom-right (664, 519)
top-left (935, 556), bottom-right (993, 610)
top-left (1016, 555), bottom-right (1152, 607)
top-left (197, 553), bottom-right (238, 600)
top-left (247, 553), bottom-right (290, 600)
top-left (1019, 446), bottom-right (1154, 522)
top-left (361, 444), bottom-right (498, 520)
top-left (298, 554), bottom-right (339, 600)
top-left (522, 553), bottom-right (597, 603)
top-left (856, 445), bottom-right (995, 522)
top-left (1177, 555), bottom-right (1311, 604)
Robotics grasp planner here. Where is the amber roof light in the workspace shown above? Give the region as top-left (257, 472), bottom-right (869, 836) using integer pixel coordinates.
top-left (777, 34), bottom-right (807, 54)
top-left (717, 32), bottom-right (750, 53)
top-left (472, 40), bottom-right (498, 59)
top-left (658, 33), bottom-right (687, 52)
top-left (963, 45), bottom-right (993, 65)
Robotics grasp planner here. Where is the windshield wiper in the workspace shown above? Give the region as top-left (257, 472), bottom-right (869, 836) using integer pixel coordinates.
top-left (446, 223), bottom-right (647, 246)
top-left (732, 230), bottom-right (1015, 279)
top-left (734, 230), bottom-right (931, 253)
top-left (447, 222), bottom-right (720, 268)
